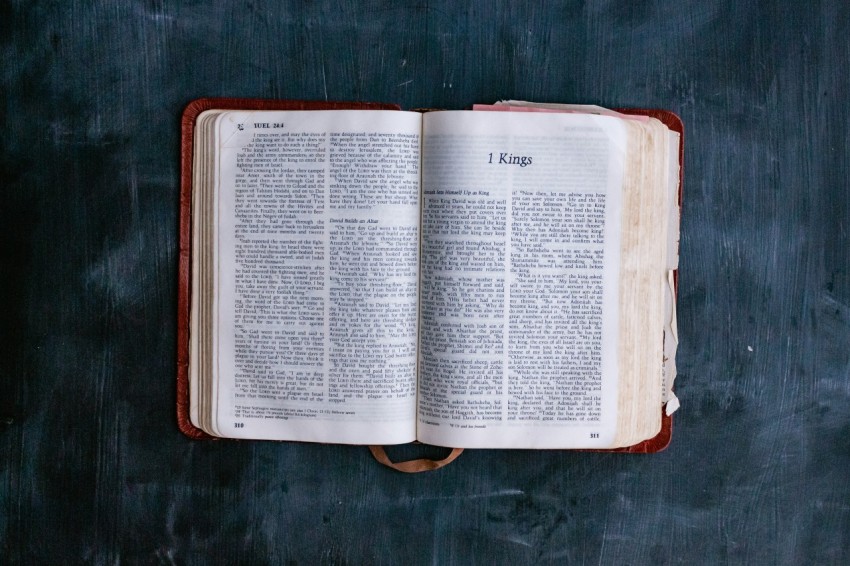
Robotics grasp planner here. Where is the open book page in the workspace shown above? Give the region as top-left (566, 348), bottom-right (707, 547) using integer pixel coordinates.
top-left (487, 100), bottom-right (681, 415)
top-left (201, 109), bottom-right (423, 443)
top-left (416, 111), bottom-right (628, 448)
top-left (189, 110), bottom-right (211, 427)
top-left (192, 109), bottom-right (228, 432)
top-left (609, 119), bottom-right (667, 447)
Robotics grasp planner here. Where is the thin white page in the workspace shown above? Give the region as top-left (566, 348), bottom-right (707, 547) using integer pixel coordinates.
top-left (417, 110), bottom-right (627, 448)
top-left (212, 109), bottom-right (422, 444)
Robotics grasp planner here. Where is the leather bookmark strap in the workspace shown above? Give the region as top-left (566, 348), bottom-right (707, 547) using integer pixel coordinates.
top-left (368, 446), bottom-right (464, 473)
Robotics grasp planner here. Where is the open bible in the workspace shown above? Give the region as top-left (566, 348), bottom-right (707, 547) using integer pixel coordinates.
top-left (178, 99), bottom-right (681, 452)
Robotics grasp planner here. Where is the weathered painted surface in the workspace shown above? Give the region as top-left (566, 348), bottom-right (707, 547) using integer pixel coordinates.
top-left (1, 1), bottom-right (848, 563)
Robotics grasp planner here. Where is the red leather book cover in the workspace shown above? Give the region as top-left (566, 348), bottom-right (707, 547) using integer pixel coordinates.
top-left (177, 100), bottom-right (682, 454)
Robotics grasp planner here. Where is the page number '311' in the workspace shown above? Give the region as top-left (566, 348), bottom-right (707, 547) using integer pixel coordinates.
top-left (590, 433), bottom-right (599, 438)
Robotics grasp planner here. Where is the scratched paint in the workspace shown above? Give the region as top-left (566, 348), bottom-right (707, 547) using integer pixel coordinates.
top-left (1, 1), bottom-right (849, 563)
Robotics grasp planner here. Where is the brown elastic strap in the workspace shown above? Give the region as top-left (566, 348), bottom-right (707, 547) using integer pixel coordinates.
top-left (368, 445), bottom-right (464, 473)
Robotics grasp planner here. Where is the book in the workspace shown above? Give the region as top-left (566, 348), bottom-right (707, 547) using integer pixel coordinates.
top-left (177, 98), bottom-right (682, 459)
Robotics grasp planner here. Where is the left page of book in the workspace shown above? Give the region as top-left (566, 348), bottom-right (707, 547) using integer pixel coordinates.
top-left (195, 109), bottom-right (422, 444)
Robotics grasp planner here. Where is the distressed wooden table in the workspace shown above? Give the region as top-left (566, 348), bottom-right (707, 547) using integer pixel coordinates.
top-left (2, 2), bottom-right (848, 563)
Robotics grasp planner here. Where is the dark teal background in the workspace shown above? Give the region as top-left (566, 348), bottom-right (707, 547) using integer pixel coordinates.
top-left (2, 1), bottom-right (849, 563)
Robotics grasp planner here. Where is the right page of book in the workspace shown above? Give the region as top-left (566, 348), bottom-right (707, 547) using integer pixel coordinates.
top-left (417, 110), bottom-right (635, 449)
